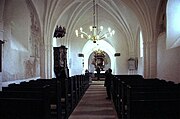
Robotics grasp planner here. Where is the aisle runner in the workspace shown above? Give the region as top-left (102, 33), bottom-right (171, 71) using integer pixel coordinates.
top-left (69, 81), bottom-right (118, 119)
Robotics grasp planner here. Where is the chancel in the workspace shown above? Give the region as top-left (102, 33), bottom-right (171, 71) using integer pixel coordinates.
top-left (0, 0), bottom-right (180, 119)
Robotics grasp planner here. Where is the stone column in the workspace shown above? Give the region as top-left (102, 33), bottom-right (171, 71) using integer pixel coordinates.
top-left (143, 41), bottom-right (149, 78)
top-left (143, 40), bottom-right (157, 79)
top-left (149, 40), bottom-right (157, 78)
top-left (40, 40), bottom-right (46, 78)
top-left (41, 36), bottom-right (52, 79)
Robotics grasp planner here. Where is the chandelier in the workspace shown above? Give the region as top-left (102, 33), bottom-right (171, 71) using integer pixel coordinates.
top-left (75, 0), bottom-right (115, 43)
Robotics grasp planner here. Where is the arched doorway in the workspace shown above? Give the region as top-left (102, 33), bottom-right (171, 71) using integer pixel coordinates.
top-left (82, 40), bottom-right (115, 74)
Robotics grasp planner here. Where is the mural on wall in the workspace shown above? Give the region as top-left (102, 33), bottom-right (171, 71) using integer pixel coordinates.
top-left (3, 0), bottom-right (41, 81)
top-left (2, 0), bottom-right (41, 81)
top-left (24, 1), bottom-right (41, 78)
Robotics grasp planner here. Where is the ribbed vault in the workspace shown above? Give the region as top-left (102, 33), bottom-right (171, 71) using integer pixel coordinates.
top-left (30, 0), bottom-right (163, 78)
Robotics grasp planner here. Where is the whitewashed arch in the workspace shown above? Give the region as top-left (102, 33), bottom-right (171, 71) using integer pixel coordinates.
top-left (82, 40), bottom-right (116, 73)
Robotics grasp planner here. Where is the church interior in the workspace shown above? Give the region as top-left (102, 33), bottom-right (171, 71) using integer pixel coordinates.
top-left (0, 0), bottom-right (180, 119)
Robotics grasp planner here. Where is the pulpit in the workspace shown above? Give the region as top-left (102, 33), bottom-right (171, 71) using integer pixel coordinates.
top-left (53, 45), bottom-right (69, 118)
top-left (53, 45), bottom-right (69, 79)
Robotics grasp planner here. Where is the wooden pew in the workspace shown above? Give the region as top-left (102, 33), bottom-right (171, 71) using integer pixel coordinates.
top-left (126, 85), bottom-right (180, 119)
top-left (1, 75), bottom-right (89, 119)
top-left (2, 79), bottom-right (61, 118)
top-left (112, 75), bottom-right (143, 118)
top-left (112, 75), bottom-right (180, 119)
top-left (66, 77), bottom-right (75, 116)
top-left (72, 76), bottom-right (78, 107)
top-left (0, 85), bottom-right (51, 119)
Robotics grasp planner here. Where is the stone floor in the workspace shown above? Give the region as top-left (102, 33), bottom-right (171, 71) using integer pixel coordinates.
top-left (69, 81), bottom-right (118, 119)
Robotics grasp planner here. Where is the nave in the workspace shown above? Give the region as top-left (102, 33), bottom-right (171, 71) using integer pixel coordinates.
top-left (69, 81), bottom-right (118, 119)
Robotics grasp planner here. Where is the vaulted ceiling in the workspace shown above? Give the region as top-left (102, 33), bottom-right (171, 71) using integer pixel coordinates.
top-left (30, 0), bottom-right (164, 54)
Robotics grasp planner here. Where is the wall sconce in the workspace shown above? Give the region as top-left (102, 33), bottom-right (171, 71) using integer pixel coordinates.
top-left (78, 53), bottom-right (84, 57)
top-left (114, 53), bottom-right (121, 57)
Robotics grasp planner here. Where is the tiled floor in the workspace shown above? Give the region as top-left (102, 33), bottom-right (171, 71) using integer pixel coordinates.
top-left (69, 81), bottom-right (118, 119)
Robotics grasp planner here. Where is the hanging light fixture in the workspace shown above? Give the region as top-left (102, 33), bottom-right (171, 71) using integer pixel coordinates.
top-left (54, 25), bottom-right (66, 38)
top-left (75, 0), bottom-right (115, 43)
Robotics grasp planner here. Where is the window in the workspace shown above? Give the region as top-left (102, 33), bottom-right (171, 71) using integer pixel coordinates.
top-left (140, 30), bottom-right (143, 57)
top-left (167, 0), bottom-right (180, 49)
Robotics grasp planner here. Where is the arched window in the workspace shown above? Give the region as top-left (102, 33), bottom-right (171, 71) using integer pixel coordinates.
top-left (167, 0), bottom-right (180, 49)
top-left (140, 30), bottom-right (143, 57)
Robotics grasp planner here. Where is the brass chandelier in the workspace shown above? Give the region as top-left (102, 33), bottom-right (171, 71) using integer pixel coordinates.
top-left (75, 0), bottom-right (115, 43)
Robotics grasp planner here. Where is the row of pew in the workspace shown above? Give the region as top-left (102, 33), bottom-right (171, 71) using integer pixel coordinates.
top-left (112, 75), bottom-right (180, 119)
top-left (0, 74), bottom-right (90, 119)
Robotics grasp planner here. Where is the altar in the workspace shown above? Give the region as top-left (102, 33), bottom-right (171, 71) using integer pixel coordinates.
top-left (94, 70), bottom-right (106, 79)
top-left (91, 49), bottom-right (108, 71)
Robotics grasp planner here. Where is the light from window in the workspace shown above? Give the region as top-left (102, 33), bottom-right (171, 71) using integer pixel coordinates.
top-left (167, 0), bottom-right (180, 48)
top-left (140, 30), bottom-right (143, 57)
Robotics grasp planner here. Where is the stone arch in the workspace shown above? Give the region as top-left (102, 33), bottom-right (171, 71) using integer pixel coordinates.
top-left (82, 40), bottom-right (115, 74)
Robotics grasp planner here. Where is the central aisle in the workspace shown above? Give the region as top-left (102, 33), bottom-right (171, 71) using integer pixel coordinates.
top-left (69, 81), bottom-right (118, 119)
